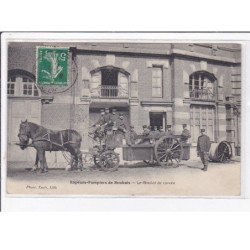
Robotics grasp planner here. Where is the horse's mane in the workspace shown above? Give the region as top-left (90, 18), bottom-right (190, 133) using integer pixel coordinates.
top-left (27, 122), bottom-right (47, 132)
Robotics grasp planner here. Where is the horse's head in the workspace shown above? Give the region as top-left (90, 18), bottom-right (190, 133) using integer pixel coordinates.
top-left (18, 120), bottom-right (30, 149)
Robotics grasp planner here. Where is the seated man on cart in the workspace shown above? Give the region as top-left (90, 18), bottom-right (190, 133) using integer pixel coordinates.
top-left (137, 125), bottom-right (151, 144)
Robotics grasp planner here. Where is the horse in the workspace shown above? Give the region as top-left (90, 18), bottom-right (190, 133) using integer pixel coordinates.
top-left (18, 120), bottom-right (83, 172)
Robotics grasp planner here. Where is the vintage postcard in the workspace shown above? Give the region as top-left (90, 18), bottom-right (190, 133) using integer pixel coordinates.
top-left (1, 34), bottom-right (242, 197)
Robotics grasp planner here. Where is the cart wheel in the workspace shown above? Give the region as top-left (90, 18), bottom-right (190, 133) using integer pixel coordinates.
top-left (216, 141), bottom-right (232, 162)
top-left (99, 150), bottom-right (120, 172)
top-left (154, 136), bottom-right (183, 168)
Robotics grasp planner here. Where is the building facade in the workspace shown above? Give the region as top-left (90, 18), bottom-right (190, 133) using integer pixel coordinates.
top-left (7, 43), bottom-right (241, 162)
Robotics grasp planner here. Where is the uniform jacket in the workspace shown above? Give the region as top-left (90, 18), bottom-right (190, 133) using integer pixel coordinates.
top-left (150, 130), bottom-right (160, 140)
top-left (181, 129), bottom-right (191, 138)
top-left (142, 128), bottom-right (150, 136)
top-left (197, 134), bottom-right (211, 152)
top-left (95, 115), bottom-right (105, 126)
top-left (103, 113), bottom-right (111, 124)
top-left (116, 118), bottom-right (127, 132)
top-left (130, 131), bottom-right (138, 144)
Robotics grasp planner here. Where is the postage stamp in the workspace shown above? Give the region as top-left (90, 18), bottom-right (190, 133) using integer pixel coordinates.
top-left (1, 33), bottom-right (244, 198)
top-left (36, 47), bottom-right (69, 86)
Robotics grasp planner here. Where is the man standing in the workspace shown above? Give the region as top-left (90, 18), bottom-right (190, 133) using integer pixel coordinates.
top-left (181, 124), bottom-right (191, 143)
top-left (197, 129), bottom-right (211, 171)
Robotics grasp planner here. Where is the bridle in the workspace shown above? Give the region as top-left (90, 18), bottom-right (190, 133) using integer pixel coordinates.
top-left (18, 122), bottom-right (31, 147)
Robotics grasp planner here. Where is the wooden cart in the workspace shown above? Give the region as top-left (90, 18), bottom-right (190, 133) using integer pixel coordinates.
top-left (92, 134), bottom-right (191, 172)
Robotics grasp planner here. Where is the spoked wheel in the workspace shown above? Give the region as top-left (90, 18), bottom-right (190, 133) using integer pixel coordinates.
top-left (154, 136), bottom-right (183, 168)
top-left (99, 150), bottom-right (120, 172)
top-left (216, 141), bottom-right (232, 162)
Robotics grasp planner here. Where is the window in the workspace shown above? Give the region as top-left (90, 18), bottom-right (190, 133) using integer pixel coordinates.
top-left (23, 82), bottom-right (39, 96)
top-left (190, 105), bottom-right (215, 143)
top-left (90, 66), bottom-right (129, 98)
top-left (152, 66), bottom-right (163, 97)
top-left (7, 83), bottom-right (15, 95)
top-left (189, 72), bottom-right (215, 100)
top-left (7, 73), bottom-right (39, 97)
top-left (101, 68), bottom-right (118, 97)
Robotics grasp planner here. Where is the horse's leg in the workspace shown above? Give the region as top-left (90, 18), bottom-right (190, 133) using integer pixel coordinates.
top-left (38, 149), bottom-right (47, 173)
top-left (31, 152), bottom-right (39, 171)
top-left (76, 147), bottom-right (84, 171)
top-left (43, 151), bottom-right (49, 172)
top-left (71, 154), bottom-right (78, 170)
top-left (66, 147), bottom-right (76, 170)
top-left (68, 146), bottom-right (83, 170)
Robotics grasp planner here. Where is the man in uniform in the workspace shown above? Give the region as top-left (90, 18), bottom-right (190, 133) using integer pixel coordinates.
top-left (159, 126), bottom-right (166, 137)
top-left (95, 109), bottom-right (105, 125)
top-left (103, 107), bottom-right (111, 125)
top-left (181, 124), bottom-right (191, 143)
top-left (166, 125), bottom-right (174, 137)
top-left (138, 125), bottom-right (151, 144)
top-left (197, 128), bottom-right (211, 171)
top-left (110, 108), bottom-right (119, 125)
top-left (90, 109), bottom-right (106, 141)
top-left (129, 125), bottom-right (138, 145)
top-left (150, 126), bottom-right (160, 141)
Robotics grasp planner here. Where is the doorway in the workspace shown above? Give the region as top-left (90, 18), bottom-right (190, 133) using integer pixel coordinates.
top-left (149, 112), bottom-right (166, 130)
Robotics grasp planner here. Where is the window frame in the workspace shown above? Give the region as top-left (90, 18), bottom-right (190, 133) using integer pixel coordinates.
top-left (151, 65), bottom-right (163, 98)
top-left (189, 71), bottom-right (216, 100)
top-left (7, 75), bottom-right (39, 97)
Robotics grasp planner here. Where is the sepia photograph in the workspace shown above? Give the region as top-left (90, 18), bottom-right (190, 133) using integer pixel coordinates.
top-left (3, 40), bottom-right (241, 196)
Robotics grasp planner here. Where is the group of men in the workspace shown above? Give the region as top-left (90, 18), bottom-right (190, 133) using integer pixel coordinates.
top-left (92, 108), bottom-right (130, 148)
top-left (92, 108), bottom-right (211, 171)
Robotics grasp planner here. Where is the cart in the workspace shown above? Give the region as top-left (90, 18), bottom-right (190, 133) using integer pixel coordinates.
top-left (89, 130), bottom-right (190, 172)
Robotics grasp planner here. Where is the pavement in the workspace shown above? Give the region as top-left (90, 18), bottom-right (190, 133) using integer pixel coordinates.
top-left (5, 158), bottom-right (241, 197)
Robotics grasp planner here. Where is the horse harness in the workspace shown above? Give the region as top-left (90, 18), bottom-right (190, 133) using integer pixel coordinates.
top-left (32, 129), bottom-right (76, 151)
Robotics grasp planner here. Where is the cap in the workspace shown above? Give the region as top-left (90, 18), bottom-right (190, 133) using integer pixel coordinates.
top-left (159, 126), bottom-right (163, 129)
top-left (183, 124), bottom-right (187, 127)
top-left (166, 125), bottom-right (172, 128)
top-left (119, 113), bottom-right (123, 117)
top-left (201, 129), bottom-right (205, 132)
top-left (143, 125), bottom-right (147, 129)
top-left (112, 108), bottom-right (117, 112)
top-left (105, 108), bottom-right (109, 111)
top-left (148, 125), bottom-right (152, 129)
top-left (130, 125), bottom-right (134, 129)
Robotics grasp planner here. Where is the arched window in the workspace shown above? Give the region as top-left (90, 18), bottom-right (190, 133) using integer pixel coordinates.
top-left (90, 66), bottom-right (129, 98)
top-left (7, 70), bottom-right (39, 97)
top-left (189, 71), bottom-right (216, 101)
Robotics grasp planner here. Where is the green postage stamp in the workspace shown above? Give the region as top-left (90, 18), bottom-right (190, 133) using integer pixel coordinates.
top-left (36, 47), bottom-right (69, 85)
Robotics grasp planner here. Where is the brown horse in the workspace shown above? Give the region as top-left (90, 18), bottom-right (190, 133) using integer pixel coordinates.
top-left (18, 120), bottom-right (83, 172)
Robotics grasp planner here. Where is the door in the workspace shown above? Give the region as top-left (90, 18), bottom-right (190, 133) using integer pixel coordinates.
top-left (149, 112), bottom-right (166, 130)
top-left (7, 98), bottom-right (41, 162)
